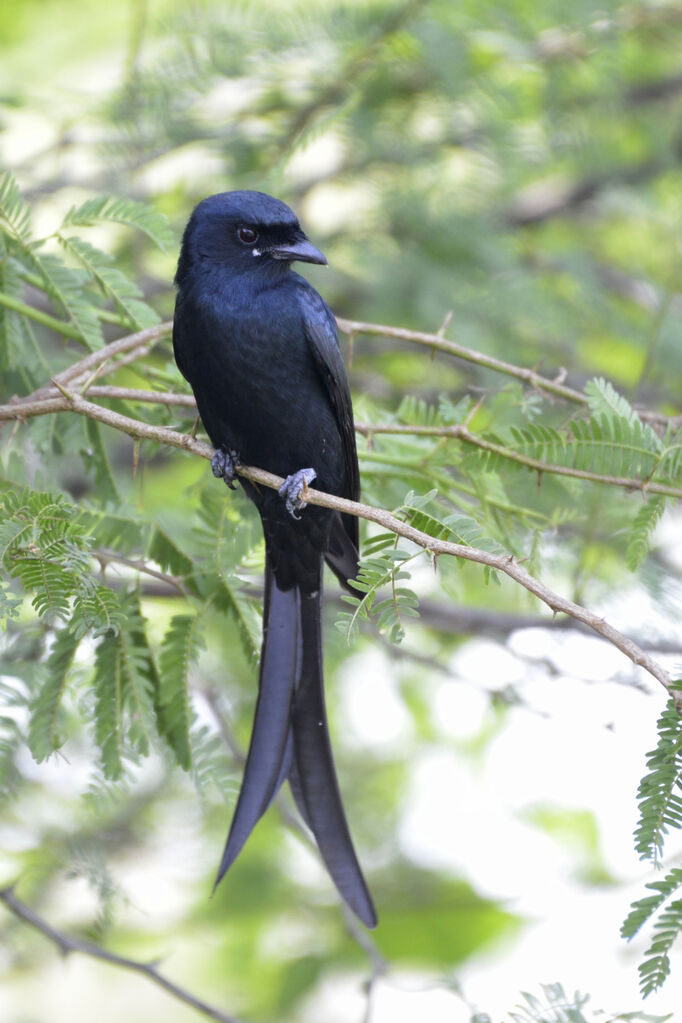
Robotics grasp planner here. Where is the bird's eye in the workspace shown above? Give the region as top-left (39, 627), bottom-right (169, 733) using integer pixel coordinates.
top-left (238, 226), bottom-right (259, 245)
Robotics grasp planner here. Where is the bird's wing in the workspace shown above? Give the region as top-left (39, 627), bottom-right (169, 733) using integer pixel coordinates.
top-left (298, 284), bottom-right (359, 503)
top-left (298, 284), bottom-right (360, 554)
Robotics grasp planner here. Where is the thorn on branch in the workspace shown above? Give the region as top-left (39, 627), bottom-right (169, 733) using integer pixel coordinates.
top-left (51, 377), bottom-right (74, 401)
top-left (464, 395), bottom-right (485, 426)
top-left (436, 309), bottom-right (454, 338)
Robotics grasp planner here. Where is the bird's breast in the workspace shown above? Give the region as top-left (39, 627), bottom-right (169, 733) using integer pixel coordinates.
top-left (179, 286), bottom-right (343, 490)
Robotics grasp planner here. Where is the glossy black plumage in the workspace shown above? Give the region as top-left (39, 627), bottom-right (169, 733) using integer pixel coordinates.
top-left (172, 190), bottom-right (376, 928)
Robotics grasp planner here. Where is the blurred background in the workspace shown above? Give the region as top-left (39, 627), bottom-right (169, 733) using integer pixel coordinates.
top-left (1, 1), bottom-right (682, 1021)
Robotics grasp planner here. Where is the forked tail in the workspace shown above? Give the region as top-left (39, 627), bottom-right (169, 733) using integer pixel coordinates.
top-left (214, 553), bottom-right (376, 928)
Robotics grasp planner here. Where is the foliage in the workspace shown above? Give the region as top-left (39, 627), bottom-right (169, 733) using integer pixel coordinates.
top-left (622, 698), bottom-right (682, 997)
top-left (2, 0), bottom-right (682, 1021)
top-left (493, 982), bottom-right (672, 1023)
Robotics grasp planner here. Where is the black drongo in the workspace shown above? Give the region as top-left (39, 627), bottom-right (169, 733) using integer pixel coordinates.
top-left (172, 190), bottom-right (376, 928)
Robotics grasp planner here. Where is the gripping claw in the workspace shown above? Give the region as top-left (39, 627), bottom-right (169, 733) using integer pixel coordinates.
top-left (279, 468), bottom-right (317, 519)
top-left (211, 448), bottom-right (240, 489)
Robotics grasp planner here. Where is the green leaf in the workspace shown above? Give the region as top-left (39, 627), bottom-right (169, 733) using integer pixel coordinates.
top-left (93, 597), bottom-right (157, 776)
top-left (58, 234), bottom-right (160, 329)
top-left (24, 249), bottom-right (104, 350)
top-left (638, 898), bottom-right (682, 997)
top-left (627, 496), bottom-right (667, 571)
top-left (0, 170), bottom-right (31, 241)
top-left (585, 377), bottom-right (640, 424)
top-left (148, 526), bottom-right (194, 578)
top-left (211, 574), bottom-right (261, 661)
top-left (61, 196), bottom-right (174, 251)
top-left (157, 613), bottom-right (204, 769)
top-left (633, 699), bottom-right (682, 863)
top-left (0, 252), bottom-right (27, 370)
top-left (28, 626), bottom-right (81, 761)
top-left (94, 629), bottom-right (126, 778)
top-left (623, 868), bottom-right (682, 940)
top-left (81, 418), bottom-right (121, 507)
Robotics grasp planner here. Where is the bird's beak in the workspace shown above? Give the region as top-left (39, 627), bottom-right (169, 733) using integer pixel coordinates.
top-left (269, 235), bottom-right (327, 265)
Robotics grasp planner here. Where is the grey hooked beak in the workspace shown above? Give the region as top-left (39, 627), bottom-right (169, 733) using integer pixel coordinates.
top-left (269, 234), bottom-right (327, 265)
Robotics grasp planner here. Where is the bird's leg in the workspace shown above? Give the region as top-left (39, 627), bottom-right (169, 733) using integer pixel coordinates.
top-left (279, 467), bottom-right (317, 519)
top-left (211, 447), bottom-right (241, 490)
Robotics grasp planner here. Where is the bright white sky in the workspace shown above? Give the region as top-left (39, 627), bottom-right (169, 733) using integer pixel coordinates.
top-left (306, 619), bottom-right (682, 1022)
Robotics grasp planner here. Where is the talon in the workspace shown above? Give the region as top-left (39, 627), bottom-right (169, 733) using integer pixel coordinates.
top-left (211, 448), bottom-right (240, 489)
top-left (279, 467), bottom-right (317, 519)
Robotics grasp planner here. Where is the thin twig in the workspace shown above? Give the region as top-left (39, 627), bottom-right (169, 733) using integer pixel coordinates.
top-left (95, 548), bottom-right (189, 597)
top-left (5, 385), bottom-right (680, 498)
top-left (0, 389), bottom-right (673, 695)
top-left (20, 317), bottom-right (677, 428)
top-left (336, 317), bottom-right (676, 427)
top-left (81, 386), bottom-right (196, 406)
top-left (29, 322), bottom-right (172, 399)
top-left (336, 317), bottom-right (590, 405)
top-left (0, 886), bottom-right (242, 1023)
top-left (355, 421), bottom-right (682, 499)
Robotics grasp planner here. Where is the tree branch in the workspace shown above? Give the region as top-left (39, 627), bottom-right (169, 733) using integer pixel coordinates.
top-left (0, 387), bottom-right (674, 696)
top-left (30, 322), bottom-right (172, 400)
top-left (335, 317), bottom-right (677, 428)
top-left (0, 886), bottom-right (243, 1023)
top-left (12, 383), bottom-right (678, 499)
top-left (16, 316), bottom-right (677, 428)
top-left (355, 421), bottom-right (682, 499)
top-left (336, 316), bottom-right (590, 406)
top-left (95, 547), bottom-right (190, 597)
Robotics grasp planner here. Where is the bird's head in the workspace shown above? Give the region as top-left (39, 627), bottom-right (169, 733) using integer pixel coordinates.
top-left (175, 190), bottom-right (327, 285)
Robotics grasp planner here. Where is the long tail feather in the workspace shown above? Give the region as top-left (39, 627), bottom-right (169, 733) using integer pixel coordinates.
top-left (292, 576), bottom-right (377, 929)
top-left (214, 559), bottom-right (298, 885)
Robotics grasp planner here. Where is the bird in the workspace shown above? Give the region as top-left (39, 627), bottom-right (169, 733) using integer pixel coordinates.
top-left (172, 190), bottom-right (377, 928)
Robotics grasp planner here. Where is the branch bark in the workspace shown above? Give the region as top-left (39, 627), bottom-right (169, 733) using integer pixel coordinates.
top-left (355, 421), bottom-right (682, 499)
top-left (0, 385), bottom-right (674, 696)
top-left (0, 887), bottom-right (243, 1023)
top-left (15, 316), bottom-right (677, 428)
top-left (10, 389), bottom-right (679, 498)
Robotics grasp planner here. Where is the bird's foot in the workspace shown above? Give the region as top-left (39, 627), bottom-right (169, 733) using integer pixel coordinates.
top-left (279, 468), bottom-right (317, 519)
top-left (211, 448), bottom-right (240, 490)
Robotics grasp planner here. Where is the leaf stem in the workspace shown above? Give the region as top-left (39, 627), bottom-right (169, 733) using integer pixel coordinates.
top-left (0, 290), bottom-right (83, 340)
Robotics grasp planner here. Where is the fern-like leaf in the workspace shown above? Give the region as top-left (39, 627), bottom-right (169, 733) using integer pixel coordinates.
top-left (57, 235), bottom-right (160, 329)
top-left (93, 599), bottom-right (157, 777)
top-left (0, 171), bottom-right (31, 241)
top-left (338, 541), bottom-right (420, 644)
top-left (189, 723), bottom-right (236, 800)
top-left (94, 629), bottom-right (126, 778)
top-left (211, 574), bottom-right (261, 661)
top-left (638, 899), bottom-right (682, 997)
top-left (585, 377), bottom-right (639, 423)
top-left (627, 496), bottom-right (667, 571)
top-left (0, 250), bottom-right (27, 370)
top-left (61, 196), bottom-right (173, 251)
top-left (148, 526), bottom-right (194, 579)
top-left (157, 613), bottom-right (204, 769)
top-left (24, 249), bottom-right (103, 349)
top-left (622, 867), bottom-right (682, 940)
top-left (81, 418), bottom-right (121, 507)
top-left (28, 626), bottom-right (80, 761)
top-left (633, 698), bottom-right (682, 863)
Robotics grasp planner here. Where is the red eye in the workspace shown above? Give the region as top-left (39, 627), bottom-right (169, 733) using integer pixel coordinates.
top-left (238, 226), bottom-right (259, 244)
